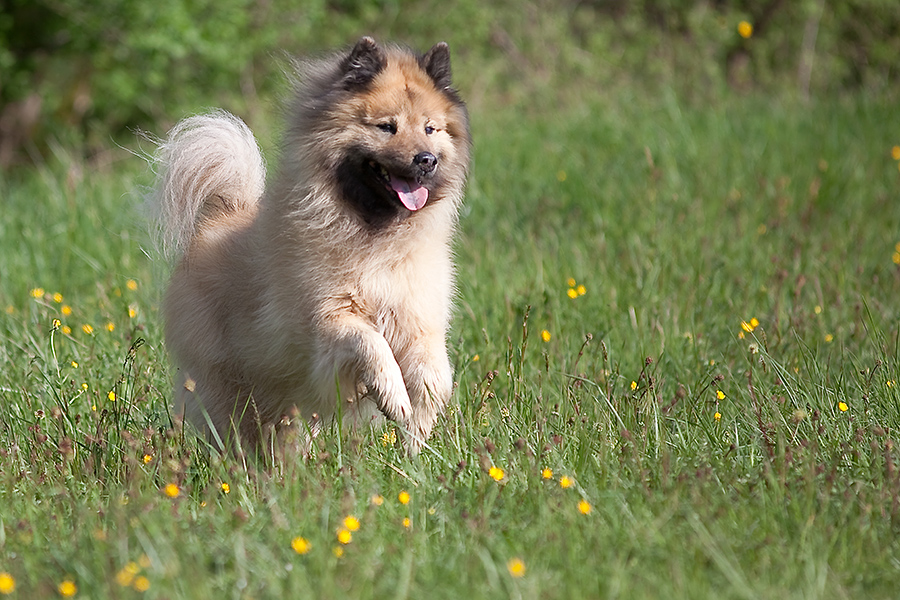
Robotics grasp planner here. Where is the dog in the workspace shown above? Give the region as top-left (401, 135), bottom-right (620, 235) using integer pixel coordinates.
top-left (153, 37), bottom-right (471, 454)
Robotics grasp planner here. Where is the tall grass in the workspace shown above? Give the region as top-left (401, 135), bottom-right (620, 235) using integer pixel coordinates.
top-left (1, 92), bottom-right (899, 598)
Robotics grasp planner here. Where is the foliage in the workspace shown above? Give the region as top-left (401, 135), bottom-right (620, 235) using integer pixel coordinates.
top-left (1, 88), bottom-right (900, 597)
top-left (2, 0), bottom-right (900, 165)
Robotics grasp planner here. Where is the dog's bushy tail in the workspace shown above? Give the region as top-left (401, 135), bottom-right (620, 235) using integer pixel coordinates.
top-left (153, 110), bottom-right (265, 258)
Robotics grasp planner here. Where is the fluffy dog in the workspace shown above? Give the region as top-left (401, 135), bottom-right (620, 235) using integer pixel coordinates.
top-left (153, 37), bottom-right (471, 453)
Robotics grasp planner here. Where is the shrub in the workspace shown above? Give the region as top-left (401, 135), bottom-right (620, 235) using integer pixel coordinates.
top-left (1, 0), bottom-right (898, 166)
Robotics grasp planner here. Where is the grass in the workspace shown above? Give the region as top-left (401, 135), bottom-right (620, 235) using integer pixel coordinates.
top-left (1, 90), bottom-right (900, 598)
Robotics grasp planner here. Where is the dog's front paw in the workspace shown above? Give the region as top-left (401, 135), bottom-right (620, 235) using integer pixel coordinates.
top-left (400, 361), bottom-right (452, 455)
top-left (370, 361), bottom-right (413, 424)
top-left (402, 409), bottom-right (443, 456)
top-left (410, 360), bottom-right (453, 412)
top-left (403, 428), bottom-right (426, 456)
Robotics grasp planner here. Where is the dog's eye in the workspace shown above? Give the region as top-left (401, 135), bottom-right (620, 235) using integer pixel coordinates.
top-left (377, 122), bottom-right (397, 135)
top-left (424, 125), bottom-right (435, 135)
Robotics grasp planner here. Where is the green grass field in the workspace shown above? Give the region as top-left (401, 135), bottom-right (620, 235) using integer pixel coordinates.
top-left (2, 91), bottom-right (900, 598)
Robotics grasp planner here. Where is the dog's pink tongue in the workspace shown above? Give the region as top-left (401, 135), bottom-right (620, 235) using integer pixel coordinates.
top-left (390, 176), bottom-right (428, 211)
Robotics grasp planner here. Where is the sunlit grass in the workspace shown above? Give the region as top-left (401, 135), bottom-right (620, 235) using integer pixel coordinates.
top-left (1, 92), bottom-right (900, 598)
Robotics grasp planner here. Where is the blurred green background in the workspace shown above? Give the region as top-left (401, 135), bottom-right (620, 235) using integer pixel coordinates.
top-left (2, 0), bottom-right (899, 168)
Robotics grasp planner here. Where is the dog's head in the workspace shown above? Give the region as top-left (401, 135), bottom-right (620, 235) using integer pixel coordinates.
top-left (294, 38), bottom-right (471, 228)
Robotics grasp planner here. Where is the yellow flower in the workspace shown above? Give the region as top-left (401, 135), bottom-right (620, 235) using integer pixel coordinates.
top-left (541, 329), bottom-right (551, 342)
top-left (30, 287), bottom-right (45, 299)
top-left (750, 317), bottom-right (759, 328)
top-left (576, 284), bottom-right (586, 296)
top-left (291, 536), bottom-right (311, 555)
top-left (381, 428), bottom-right (397, 447)
top-left (221, 482), bottom-right (230, 494)
top-left (62, 326), bottom-right (72, 335)
top-left (133, 576), bottom-right (150, 592)
top-left (108, 391), bottom-right (116, 402)
top-left (61, 305), bottom-right (72, 316)
top-left (566, 277), bottom-right (576, 287)
top-left (0, 572), bottom-right (15, 594)
top-left (58, 579), bottom-right (77, 597)
top-left (578, 499), bottom-right (591, 515)
top-left (541, 468), bottom-right (553, 479)
top-left (398, 490), bottom-right (410, 505)
top-left (71, 361), bottom-right (79, 368)
top-left (507, 557), bottom-right (526, 578)
top-left (337, 528), bottom-right (352, 544)
top-left (472, 354), bottom-right (480, 362)
top-left (559, 475), bottom-right (573, 489)
top-left (402, 517), bottom-right (411, 529)
top-left (893, 251), bottom-right (900, 265)
top-left (738, 20), bottom-right (753, 38)
top-left (489, 465), bottom-right (505, 481)
top-left (106, 321), bottom-right (115, 332)
top-left (716, 390), bottom-right (725, 400)
top-left (630, 380), bottom-right (637, 391)
top-left (888, 380), bottom-right (895, 388)
top-left (82, 324), bottom-right (94, 335)
top-left (714, 411), bottom-right (722, 422)
top-left (371, 494), bottom-right (384, 506)
top-left (126, 279), bottom-right (139, 291)
top-left (128, 305), bottom-right (138, 319)
top-left (567, 288), bottom-right (578, 299)
top-left (164, 483), bottom-right (180, 498)
top-left (838, 401), bottom-right (849, 412)
top-left (741, 320), bottom-right (754, 333)
top-left (116, 564), bottom-right (136, 587)
top-left (142, 454), bottom-right (153, 464)
top-left (343, 515), bottom-right (360, 532)
top-left (53, 292), bottom-right (63, 303)
top-left (825, 334), bottom-right (834, 343)
top-left (892, 146), bottom-right (900, 161)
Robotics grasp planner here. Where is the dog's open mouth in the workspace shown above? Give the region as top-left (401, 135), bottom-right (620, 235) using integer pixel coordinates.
top-left (369, 161), bottom-right (429, 211)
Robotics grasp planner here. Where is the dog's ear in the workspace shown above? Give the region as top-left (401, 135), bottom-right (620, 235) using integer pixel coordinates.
top-left (421, 42), bottom-right (452, 90)
top-left (343, 37), bottom-right (386, 88)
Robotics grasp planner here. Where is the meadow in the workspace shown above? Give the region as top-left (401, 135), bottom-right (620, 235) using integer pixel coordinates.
top-left (1, 87), bottom-right (900, 598)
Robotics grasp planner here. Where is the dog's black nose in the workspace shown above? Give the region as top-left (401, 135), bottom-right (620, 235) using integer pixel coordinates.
top-left (413, 152), bottom-right (437, 174)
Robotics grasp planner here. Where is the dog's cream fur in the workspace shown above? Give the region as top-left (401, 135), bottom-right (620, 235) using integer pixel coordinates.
top-left (153, 39), bottom-right (470, 453)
